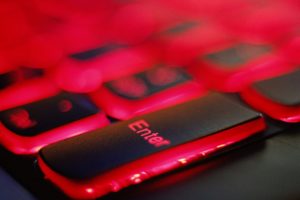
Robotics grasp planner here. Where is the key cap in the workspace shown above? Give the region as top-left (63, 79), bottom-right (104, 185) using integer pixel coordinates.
top-left (38, 93), bottom-right (265, 199)
top-left (0, 78), bottom-right (60, 111)
top-left (91, 65), bottom-right (206, 119)
top-left (49, 44), bottom-right (158, 93)
top-left (241, 69), bottom-right (300, 123)
top-left (196, 42), bottom-right (293, 92)
top-left (0, 81), bottom-right (109, 154)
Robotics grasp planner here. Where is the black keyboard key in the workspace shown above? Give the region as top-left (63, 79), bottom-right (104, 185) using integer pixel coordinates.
top-left (204, 43), bottom-right (271, 69)
top-left (1, 93), bottom-right (98, 136)
top-left (38, 93), bottom-right (265, 199)
top-left (241, 69), bottom-right (300, 122)
top-left (196, 42), bottom-right (290, 92)
top-left (104, 66), bottom-right (192, 99)
top-left (92, 66), bottom-right (206, 119)
top-left (0, 92), bottom-right (109, 154)
top-left (50, 45), bottom-right (157, 93)
top-left (253, 69), bottom-right (300, 106)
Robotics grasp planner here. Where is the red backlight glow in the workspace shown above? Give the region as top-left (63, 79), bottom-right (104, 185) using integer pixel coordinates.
top-left (38, 117), bottom-right (265, 199)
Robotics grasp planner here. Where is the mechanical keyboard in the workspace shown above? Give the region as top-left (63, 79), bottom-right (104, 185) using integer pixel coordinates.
top-left (0, 0), bottom-right (300, 199)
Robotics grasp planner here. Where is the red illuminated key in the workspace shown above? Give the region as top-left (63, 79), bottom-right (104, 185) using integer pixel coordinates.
top-left (195, 42), bottom-right (294, 92)
top-left (241, 69), bottom-right (300, 123)
top-left (0, 79), bottom-right (108, 154)
top-left (49, 44), bottom-right (158, 93)
top-left (0, 78), bottom-right (59, 111)
top-left (91, 65), bottom-right (206, 119)
top-left (38, 93), bottom-right (265, 199)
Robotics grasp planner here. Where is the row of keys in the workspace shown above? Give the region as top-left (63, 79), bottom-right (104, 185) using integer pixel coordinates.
top-left (43, 36), bottom-right (300, 93)
top-left (2, 39), bottom-right (297, 95)
top-left (0, 65), bottom-right (204, 154)
top-left (35, 67), bottom-right (300, 199)
top-left (0, 60), bottom-right (299, 199)
top-left (1, 65), bottom-right (300, 154)
top-left (0, 78), bottom-right (108, 154)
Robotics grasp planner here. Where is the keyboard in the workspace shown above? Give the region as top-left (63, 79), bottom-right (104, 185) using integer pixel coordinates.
top-left (1, 0), bottom-right (300, 199)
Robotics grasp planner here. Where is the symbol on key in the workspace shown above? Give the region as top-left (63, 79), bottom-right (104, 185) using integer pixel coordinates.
top-left (58, 100), bottom-right (73, 113)
top-left (0, 80), bottom-right (109, 155)
top-left (146, 67), bottom-right (182, 86)
top-left (8, 109), bottom-right (37, 129)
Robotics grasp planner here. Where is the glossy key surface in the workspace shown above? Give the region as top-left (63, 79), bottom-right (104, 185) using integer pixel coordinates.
top-left (241, 69), bottom-right (300, 123)
top-left (92, 65), bottom-right (206, 119)
top-left (0, 92), bottom-right (109, 154)
top-left (253, 69), bottom-right (300, 106)
top-left (0, 93), bottom-right (99, 136)
top-left (104, 66), bottom-right (193, 99)
top-left (38, 93), bottom-right (265, 199)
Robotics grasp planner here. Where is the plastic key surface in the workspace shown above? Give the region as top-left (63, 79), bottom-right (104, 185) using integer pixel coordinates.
top-left (0, 92), bottom-right (109, 154)
top-left (38, 93), bottom-right (265, 199)
top-left (91, 65), bottom-right (206, 119)
top-left (49, 44), bottom-right (157, 93)
top-left (196, 41), bottom-right (295, 92)
top-left (241, 69), bottom-right (300, 123)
